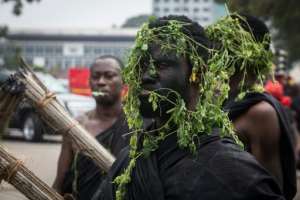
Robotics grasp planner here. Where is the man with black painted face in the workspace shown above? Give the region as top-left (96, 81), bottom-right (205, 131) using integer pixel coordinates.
top-left (93, 16), bottom-right (285, 200)
top-left (139, 45), bottom-right (191, 121)
top-left (53, 55), bottom-right (129, 200)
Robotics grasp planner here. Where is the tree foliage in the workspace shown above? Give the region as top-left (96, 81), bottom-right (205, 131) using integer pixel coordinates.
top-left (214, 0), bottom-right (300, 63)
top-left (122, 14), bottom-right (151, 28)
top-left (0, 26), bottom-right (8, 37)
top-left (1, 0), bottom-right (41, 15)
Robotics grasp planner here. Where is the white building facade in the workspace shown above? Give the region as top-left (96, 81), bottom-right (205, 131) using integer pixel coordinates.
top-left (152, 0), bottom-right (214, 26)
top-left (0, 29), bottom-right (137, 70)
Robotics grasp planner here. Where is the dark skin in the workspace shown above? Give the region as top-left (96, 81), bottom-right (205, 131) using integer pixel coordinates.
top-left (229, 73), bottom-right (283, 187)
top-left (52, 58), bottom-right (124, 193)
top-left (139, 44), bottom-right (197, 127)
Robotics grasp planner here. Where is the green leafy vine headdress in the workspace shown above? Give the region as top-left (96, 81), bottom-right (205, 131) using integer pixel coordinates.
top-left (205, 13), bottom-right (273, 99)
top-left (114, 16), bottom-right (241, 200)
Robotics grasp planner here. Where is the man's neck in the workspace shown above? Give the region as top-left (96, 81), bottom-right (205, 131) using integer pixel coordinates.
top-left (94, 100), bottom-right (122, 120)
top-left (228, 87), bottom-right (240, 101)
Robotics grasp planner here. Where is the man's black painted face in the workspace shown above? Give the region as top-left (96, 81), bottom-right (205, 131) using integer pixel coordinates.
top-left (139, 44), bottom-right (190, 118)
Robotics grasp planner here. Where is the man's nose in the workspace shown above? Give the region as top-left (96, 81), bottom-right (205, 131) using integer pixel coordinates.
top-left (142, 67), bottom-right (157, 84)
top-left (97, 76), bottom-right (106, 85)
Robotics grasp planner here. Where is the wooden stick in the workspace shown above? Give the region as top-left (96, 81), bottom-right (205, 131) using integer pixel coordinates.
top-left (0, 145), bottom-right (64, 200)
top-left (17, 58), bottom-right (115, 171)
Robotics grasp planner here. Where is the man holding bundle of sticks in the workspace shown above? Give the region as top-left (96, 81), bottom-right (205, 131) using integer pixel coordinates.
top-left (53, 55), bottom-right (129, 200)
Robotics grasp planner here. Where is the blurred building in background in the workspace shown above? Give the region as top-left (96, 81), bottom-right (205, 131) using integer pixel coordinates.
top-left (0, 28), bottom-right (136, 70)
top-left (0, 1), bottom-right (228, 71)
top-left (152, 0), bottom-right (220, 26)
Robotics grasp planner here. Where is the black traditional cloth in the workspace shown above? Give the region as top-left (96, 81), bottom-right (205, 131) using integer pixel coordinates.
top-left (291, 95), bottom-right (300, 131)
top-left (224, 92), bottom-right (297, 200)
top-left (62, 112), bottom-right (130, 200)
top-left (93, 127), bottom-right (285, 200)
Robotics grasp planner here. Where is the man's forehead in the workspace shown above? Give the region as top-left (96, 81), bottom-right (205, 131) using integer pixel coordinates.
top-left (91, 58), bottom-right (121, 72)
top-left (148, 44), bottom-right (179, 61)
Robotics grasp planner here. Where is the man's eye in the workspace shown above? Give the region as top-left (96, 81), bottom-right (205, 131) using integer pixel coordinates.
top-left (105, 74), bottom-right (115, 79)
top-left (157, 62), bottom-right (169, 69)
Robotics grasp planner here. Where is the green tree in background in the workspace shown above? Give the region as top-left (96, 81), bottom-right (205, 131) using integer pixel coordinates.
top-left (215, 0), bottom-right (300, 64)
top-left (1, 0), bottom-right (41, 15)
top-left (122, 14), bottom-right (150, 28)
top-left (1, 0), bottom-right (40, 37)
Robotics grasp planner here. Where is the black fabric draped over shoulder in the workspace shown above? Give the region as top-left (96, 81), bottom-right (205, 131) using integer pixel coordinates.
top-left (62, 112), bottom-right (130, 200)
top-left (93, 126), bottom-right (285, 200)
top-left (224, 92), bottom-right (297, 200)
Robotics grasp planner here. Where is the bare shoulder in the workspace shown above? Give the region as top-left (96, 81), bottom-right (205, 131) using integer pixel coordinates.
top-left (245, 100), bottom-right (281, 143)
top-left (76, 110), bottom-right (95, 125)
top-left (246, 101), bottom-right (277, 121)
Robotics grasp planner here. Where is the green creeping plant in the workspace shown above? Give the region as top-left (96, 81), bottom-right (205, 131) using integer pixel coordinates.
top-left (205, 13), bottom-right (273, 100)
top-left (113, 13), bottom-right (273, 200)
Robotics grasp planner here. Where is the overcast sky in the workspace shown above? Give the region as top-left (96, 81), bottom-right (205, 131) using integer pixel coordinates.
top-left (0, 0), bottom-right (152, 29)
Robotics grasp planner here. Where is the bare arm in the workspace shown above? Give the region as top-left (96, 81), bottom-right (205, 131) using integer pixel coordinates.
top-left (52, 114), bottom-right (88, 193)
top-left (235, 101), bottom-right (283, 186)
top-left (52, 135), bottom-right (73, 194)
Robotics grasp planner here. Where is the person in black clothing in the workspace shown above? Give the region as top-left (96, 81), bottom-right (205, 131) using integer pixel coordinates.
top-left (52, 55), bottom-right (129, 200)
top-left (92, 15), bottom-right (285, 200)
top-left (223, 14), bottom-right (296, 200)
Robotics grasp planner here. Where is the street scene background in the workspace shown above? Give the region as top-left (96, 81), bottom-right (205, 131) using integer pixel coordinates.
top-left (1, 0), bottom-right (300, 200)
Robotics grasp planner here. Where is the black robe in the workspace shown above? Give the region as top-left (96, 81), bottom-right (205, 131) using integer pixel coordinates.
top-left (93, 127), bottom-right (285, 200)
top-left (224, 92), bottom-right (297, 200)
top-left (62, 112), bottom-right (130, 200)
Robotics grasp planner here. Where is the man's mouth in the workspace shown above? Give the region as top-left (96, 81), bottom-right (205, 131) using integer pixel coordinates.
top-left (92, 90), bottom-right (108, 97)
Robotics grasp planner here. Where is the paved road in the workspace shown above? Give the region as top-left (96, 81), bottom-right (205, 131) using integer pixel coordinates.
top-left (0, 136), bottom-right (61, 200)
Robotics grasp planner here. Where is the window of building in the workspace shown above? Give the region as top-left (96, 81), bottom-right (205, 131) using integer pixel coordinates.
top-left (194, 0), bottom-right (199, 2)
top-left (54, 59), bottom-right (62, 68)
top-left (113, 49), bottom-right (121, 56)
top-left (184, 0), bottom-right (189, 2)
top-left (84, 60), bottom-right (93, 67)
top-left (45, 46), bottom-right (54, 54)
top-left (174, 7), bottom-right (180, 12)
top-left (203, 7), bottom-right (210, 12)
top-left (85, 46), bottom-right (93, 54)
top-left (164, 0), bottom-right (169, 2)
top-left (203, 17), bottom-right (209, 21)
top-left (64, 59), bottom-right (72, 69)
top-left (36, 46), bottom-right (44, 55)
top-left (104, 48), bottom-right (112, 54)
top-left (154, 0), bottom-right (160, 2)
top-left (183, 7), bottom-right (189, 12)
top-left (164, 7), bottom-right (169, 12)
top-left (55, 47), bottom-right (62, 55)
top-left (154, 7), bottom-right (160, 12)
top-left (193, 8), bottom-right (199, 13)
top-left (203, 0), bottom-right (209, 2)
top-left (75, 59), bottom-right (82, 67)
top-left (25, 46), bottom-right (34, 54)
top-left (174, 0), bottom-right (180, 2)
